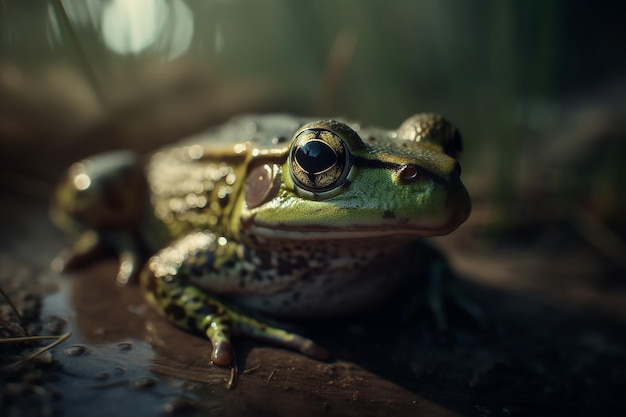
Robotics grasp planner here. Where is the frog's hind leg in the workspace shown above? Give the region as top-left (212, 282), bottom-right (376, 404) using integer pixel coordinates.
top-left (140, 231), bottom-right (328, 366)
top-left (52, 150), bottom-right (150, 285)
top-left (400, 242), bottom-right (486, 331)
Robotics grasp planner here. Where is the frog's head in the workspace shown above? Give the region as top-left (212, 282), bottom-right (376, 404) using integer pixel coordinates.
top-left (239, 113), bottom-right (471, 245)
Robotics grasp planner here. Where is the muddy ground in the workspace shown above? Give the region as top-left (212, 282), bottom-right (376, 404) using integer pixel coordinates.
top-left (1, 191), bottom-right (625, 417)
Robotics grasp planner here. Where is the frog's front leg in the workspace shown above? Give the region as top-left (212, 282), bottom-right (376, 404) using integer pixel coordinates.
top-left (140, 231), bottom-right (328, 366)
top-left (426, 254), bottom-right (486, 331)
top-left (397, 242), bottom-right (485, 331)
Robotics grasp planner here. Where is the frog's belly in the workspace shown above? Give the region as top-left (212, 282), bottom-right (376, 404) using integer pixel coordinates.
top-left (229, 266), bottom-right (407, 317)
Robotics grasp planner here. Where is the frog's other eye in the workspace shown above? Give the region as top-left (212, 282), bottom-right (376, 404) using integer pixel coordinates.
top-left (289, 128), bottom-right (351, 195)
top-left (397, 113), bottom-right (463, 159)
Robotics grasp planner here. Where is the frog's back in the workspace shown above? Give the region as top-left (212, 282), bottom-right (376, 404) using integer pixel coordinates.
top-left (146, 115), bottom-right (313, 238)
top-left (172, 114), bottom-right (316, 152)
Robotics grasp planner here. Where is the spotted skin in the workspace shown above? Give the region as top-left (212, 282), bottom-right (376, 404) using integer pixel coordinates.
top-left (140, 230), bottom-right (329, 365)
top-left (53, 114), bottom-right (472, 366)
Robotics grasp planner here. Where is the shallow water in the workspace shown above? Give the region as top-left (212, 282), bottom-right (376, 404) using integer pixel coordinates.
top-left (42, 266), bottom-right (214, 417)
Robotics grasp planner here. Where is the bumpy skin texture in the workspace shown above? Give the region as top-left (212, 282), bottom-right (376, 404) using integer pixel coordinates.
top-left (52, 113), bottom-right (471, 366)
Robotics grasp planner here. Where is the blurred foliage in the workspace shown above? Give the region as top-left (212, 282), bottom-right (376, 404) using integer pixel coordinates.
top-left (1, 0), bottom-right (625, 232)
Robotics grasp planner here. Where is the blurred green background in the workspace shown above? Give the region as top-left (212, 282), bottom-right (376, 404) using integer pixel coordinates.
top-left (1, 4), bottom-right (626, 415)
top-left (1, 0), bottom-right (625, 238)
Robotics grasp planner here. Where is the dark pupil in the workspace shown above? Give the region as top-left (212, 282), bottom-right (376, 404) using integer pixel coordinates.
top-left (295, 140), bottom-right (336, 174)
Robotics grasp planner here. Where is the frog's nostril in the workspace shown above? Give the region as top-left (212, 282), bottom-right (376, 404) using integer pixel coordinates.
top-left (398, 164), bottom-right (421, 183)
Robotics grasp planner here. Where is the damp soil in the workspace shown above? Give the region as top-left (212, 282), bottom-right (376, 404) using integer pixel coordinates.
top-left (1, 192), bottom-right (625, 417)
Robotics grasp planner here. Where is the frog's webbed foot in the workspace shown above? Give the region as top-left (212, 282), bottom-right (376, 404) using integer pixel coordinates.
top-left (427, 257), bottom-right (486, 332)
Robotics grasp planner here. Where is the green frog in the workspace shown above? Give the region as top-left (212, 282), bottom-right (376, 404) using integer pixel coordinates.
top-left (52, 113), bottom-right (472, 366)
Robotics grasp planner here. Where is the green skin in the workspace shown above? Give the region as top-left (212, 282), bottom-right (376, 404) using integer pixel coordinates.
top-left (52, 113), bottom-right (471, 366)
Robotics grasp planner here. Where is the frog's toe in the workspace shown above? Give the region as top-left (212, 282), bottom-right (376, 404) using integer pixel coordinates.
top-left (201, 313), bottom-right (235, 365)
top-left (290, 334), bottom-right (329, 361)
top-left (204, 312), bottom-right (328, 364)
top-left (232, 316), bottom-right (329, 361)
top-left (211, 340), bottom-right (233, 366)
top-left (116, 250), bottom-right (142, 286)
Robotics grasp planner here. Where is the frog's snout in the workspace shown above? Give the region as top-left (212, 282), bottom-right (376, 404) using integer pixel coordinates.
top-left (397, 158), bottom-right (470, 235)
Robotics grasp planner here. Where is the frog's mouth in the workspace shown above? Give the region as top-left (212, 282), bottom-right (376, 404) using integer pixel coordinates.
top-left (241, 186), bottom-right (471, 242)
top-left (246, 211), bottom-right (468, 242)
top-left (248, 225), bottom-right (456, 241)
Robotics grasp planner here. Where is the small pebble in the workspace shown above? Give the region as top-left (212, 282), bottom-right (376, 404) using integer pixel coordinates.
top-left (162, 397), bottom-right (197, 415)
top-left (64, 345), bottom-right (88, 356)
top-left (131, 377), bottom-right (157, 390)
top-left (95, 372), bottom-right (109, 381)
top-left (118, 342), bottom-right (133, 351)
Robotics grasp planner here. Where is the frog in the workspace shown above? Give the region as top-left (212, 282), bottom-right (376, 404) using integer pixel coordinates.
top-left (52, 113), bottom-right (472, 366)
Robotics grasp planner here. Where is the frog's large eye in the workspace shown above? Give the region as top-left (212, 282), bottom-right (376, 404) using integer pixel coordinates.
top-left (289, 128), bottom-right (351, 195)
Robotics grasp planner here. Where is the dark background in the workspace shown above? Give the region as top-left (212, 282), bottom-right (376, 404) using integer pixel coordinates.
top-left (1, 1), bottom-right (625, 416)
